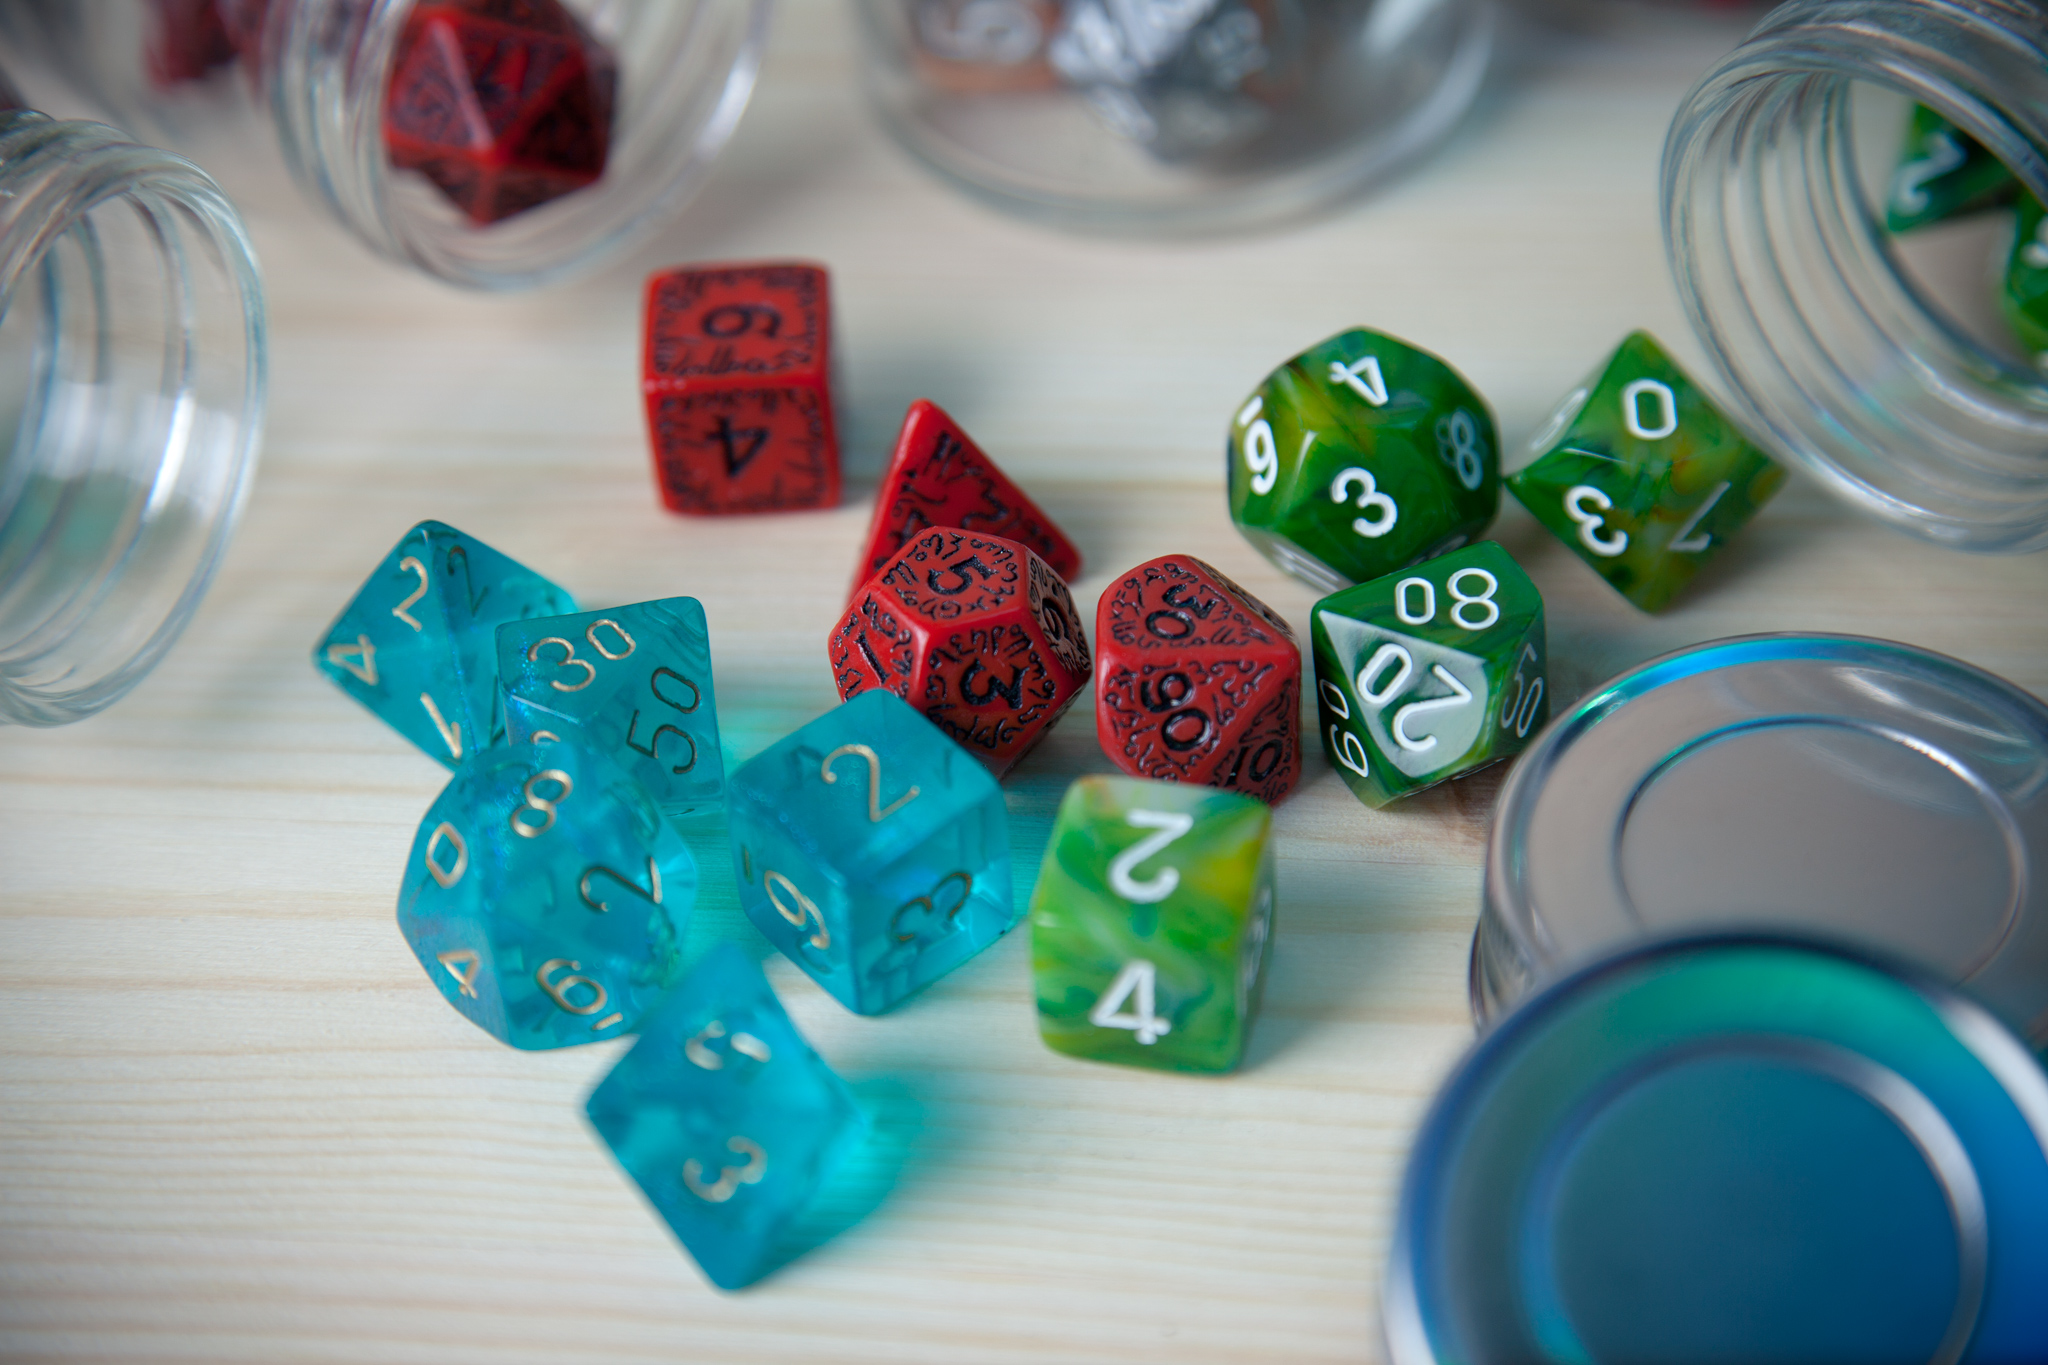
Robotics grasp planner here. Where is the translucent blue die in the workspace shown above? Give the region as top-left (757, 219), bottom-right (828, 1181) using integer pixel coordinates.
top-left (727, 690), bottom-right (1014, 1015)
top-left (496, 597), bottom-right (724, 823)
top-left (585, 943), bottom-right (867, 1290)
top-left (397, 742), bottom-right (697, 1049)
top-left (314, 520), bottom-right (575, 768)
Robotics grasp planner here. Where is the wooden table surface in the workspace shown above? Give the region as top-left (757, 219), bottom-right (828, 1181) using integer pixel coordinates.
top-left (6, 4), bottom-right (2046, 1362)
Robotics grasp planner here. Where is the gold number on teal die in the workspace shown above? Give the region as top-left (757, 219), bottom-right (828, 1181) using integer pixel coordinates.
top-left (1031, 775), bottom-right (1274, 1074)
top-left (2003, 193), bottom-right (2048, 369)
top-left (1886, 104), bottom-right (2019, 234)
top-left (1227, 327), bottom-right (1500, 595)
top-left (1311, 540), bottom-right (1545, 808)
top-left (1507, 331), bottom-right (1786, 614)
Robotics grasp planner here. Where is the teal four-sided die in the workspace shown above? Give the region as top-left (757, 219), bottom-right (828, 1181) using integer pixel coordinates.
top-left (496, 597), bottom-right (725, 824)
top-left (726, 690), bottom-right (1014, 1015)
top-left (1310, 540), bottom-right (1546, 808)
top-left (314, 520), bottom-right (575, 767)
top-left (585, 943), bottom-right (867, 1291)
top-left (397, 741), bottom-right (696, 1049)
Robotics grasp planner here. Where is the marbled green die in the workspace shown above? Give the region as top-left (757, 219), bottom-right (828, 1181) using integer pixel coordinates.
top-left (1885, 104), bottom-right (2019, 234)
top-left (1507, 331), bottom-right (1786, 614)
top-left (2003, 193), bottom-right (2048, 369)
top-left (1310, 541), bottom-right (1545, 809)
top-left (1227, 328), bottom-right (1499, 595)
top-left (1031, 776), bottom-right (1273, 1074)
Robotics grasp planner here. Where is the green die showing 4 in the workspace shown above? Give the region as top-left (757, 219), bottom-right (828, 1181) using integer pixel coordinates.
top-left (1506, 331), bottom-right (1786, 614)
top-left (1885, 104), bottom-right (2018, 234)
top-left (1031, 776), bottom-right (1273, 1074)
top-left (1226, 327), bottom-right (1499, 595)
top-left (1311, 541), bottom-right (1545, 808)
top-left (2003, 193), bottom-right (2048, 370)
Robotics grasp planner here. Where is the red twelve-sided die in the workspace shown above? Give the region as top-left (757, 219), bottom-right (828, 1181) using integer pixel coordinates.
top-left (641, 261), bottom-right (841, 516)
top-left (1094, 554), bottom-right (1302, 805)
top-left (831, 530), bottom-right (1089, 778)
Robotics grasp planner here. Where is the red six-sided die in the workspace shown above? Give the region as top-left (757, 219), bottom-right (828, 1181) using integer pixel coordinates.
top-left (641, 261), bottom-right (841, 516)
top-left (1095, 554), bottom-right (1302, 805)
top-left (831, 530), bottom-right (1090, 777)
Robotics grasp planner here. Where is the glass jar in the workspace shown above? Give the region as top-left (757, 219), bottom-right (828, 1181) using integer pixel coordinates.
top-left (1663, 0), bottom-right (2048, 551)
top-left (0, 0), bottom-right (771, 290)
top-left (855, 0), bottom-right (1497, 233)
top-left (0, 110), bottom-right (265, 725)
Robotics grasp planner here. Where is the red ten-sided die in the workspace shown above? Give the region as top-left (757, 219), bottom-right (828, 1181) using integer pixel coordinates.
top-left (831, 530), bottom-right (1089, 777)
top-left (642, 261), bottom-right (841, 516)
top-left (1095, 554), bottom-right (1302, 805)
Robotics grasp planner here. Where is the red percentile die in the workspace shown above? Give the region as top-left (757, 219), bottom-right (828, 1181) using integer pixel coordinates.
top-left (849, 398), bottom-right (1080, 598)
top-left (382, 0), bottom-right (618, 226)
top-left (642, 261), bottom-right (841, 517)
top-left (1095, 554), bottom-right (1302, 805)
top-left (831, 529), bottom-right (1090, 778)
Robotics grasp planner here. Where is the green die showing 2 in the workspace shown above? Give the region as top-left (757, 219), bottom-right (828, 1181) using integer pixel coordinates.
top-left (1507, 331), bottom-right (1786, 614)
top-left (1031, 776), bottom-right (1273, 1074)
top-left (1885, 104), bottom-right (2018, 234)
top-left (1227, 327), bottom-right (1499, 595)
top-left (1311, 541), bottom-right (1546, 808)
top-left (2003, 193), bottom-right (2048, 370)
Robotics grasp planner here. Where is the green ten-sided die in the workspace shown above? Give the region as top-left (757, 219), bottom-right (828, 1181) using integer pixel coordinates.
top-left (1311, 540), bottom-right (1546, 808)
top-left (2003, 193), bottom-right (2048, 369)
top-left (1507, 331), bottom-right (1786, 614)
top-left (1227, 327), bottom-right (1499, 595)
top-left (1031, 776), bottom-right (1273, 1074)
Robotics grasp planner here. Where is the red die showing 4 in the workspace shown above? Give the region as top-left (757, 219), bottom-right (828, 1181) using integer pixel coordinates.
top-left (642, 261), bottom-right (841, 516)
top-left (831, 530), bottom-right (1089, 777)
top-left (849, 399), bottom-right (1081, 595)
top-left (1095, 555), bottom-right (1302, 805)
top-left (383, 0), bottom-right (617, 226)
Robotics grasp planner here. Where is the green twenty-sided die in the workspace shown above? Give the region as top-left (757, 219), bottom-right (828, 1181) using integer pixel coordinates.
top-left (1885, 104), bottom-right (2019, 234)
top-left (1031, 775), bottom-right (1274, 1074)
top-left (1310, 540), bottom-right (1546, 808)
top-left (2003, 193), bottom-right (2048, 368)
top-left (1226, 327), bottom-right (1499, 595)
top-left (1507, 331), bottom-right (1786, 614)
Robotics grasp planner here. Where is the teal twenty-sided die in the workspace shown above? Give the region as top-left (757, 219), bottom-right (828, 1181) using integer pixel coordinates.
top-left (314, 520), bottom-right (574, 767)
top-left (727, 690), bottom-right (1014, 1015)
top-left (2003, 193), bottom-right (2048, 370)
top-left (585, 943), bottom-right (867, 1290)
top-left (1310, 540), bottom-right (1546, 808)
top-left (497, 597), bottom-right (725, 824)
top-left (397, 742), bottom-right (696, 1049)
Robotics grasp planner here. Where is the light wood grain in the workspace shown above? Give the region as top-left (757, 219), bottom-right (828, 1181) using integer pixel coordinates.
top-left (4, 3), bottom-right (2046, 1362)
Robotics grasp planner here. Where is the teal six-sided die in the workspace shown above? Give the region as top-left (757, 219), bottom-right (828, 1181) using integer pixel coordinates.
top-left (585, 943), bottom-right (867, 1291)
top-left (727, 690), bottom-right (1014, 1015)
top-left (397, 742), bottom-right (696, 1049)
top-left (314, 520), bottom-right (575, 767)
top-left (497, 597), bottom-right (725, 824)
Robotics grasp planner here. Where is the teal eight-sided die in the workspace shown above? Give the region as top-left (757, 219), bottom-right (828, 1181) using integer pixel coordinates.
top-left (398, 741), bottom-right (696, 1049)
top-left (585, 943), bottom-right (867, 1290)
top-left (727, 690), bottom-right (1014, 1015)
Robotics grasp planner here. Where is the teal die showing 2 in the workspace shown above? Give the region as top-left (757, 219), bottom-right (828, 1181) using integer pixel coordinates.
top-left (497, 597), bottom-right (724, 824)
top-left (398, 742), bottom-right (696, 1049)
top-left (585, 943), bottom-right (867, 1291)
top-left (727, 691), bottom-right (1014, 1015)
top-left (314, 520), bottom-right (575, 767)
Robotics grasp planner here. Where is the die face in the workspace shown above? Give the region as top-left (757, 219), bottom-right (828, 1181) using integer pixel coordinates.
top-left (1228, 328), bottom-right (1500, 595)
top-left (2003, 194), bottom-right (2048, 364)
top-left (830, 531), bottom-right (1091, 777)
top-left (1507, 331), bottom-right (1787, 614)
top-left (1886, 104), bottom-right (2019, 234)
top-left (584, 944), bottom-right (867, 1291)
top-left (727, 691), bottom-right (1014, 1014)
top-left (850, 399), bottom-right (1082, 593)
top-left (1094, 554), bottom-right (1302, 804)
top-left (644, 263), bottom-right (828, 384)
top-left (313, 520), bottom-right (576, 768)
top-left (1031, 775), bottom-right (1274, 1073)
top-left (398, 743), bottom-right (696, 1049)
top-left (1311, 541), bottom-right (1546, 808)
top-left (497, 597), bottom-right (725, 824)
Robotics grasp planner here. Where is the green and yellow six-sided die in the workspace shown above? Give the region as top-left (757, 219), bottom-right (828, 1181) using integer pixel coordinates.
top-left (1885, 104), bottom-right (2018, 234)
top-left (1227, 327), bottom-right (1499, 595)
top-left (1311, 541), bottom-right (1546, 809)
top-left (2003, 193), bottom-right (2048, 369)
top-left (1031, 776), bottom-right (1274, 1074)
top-left (1506, 331), bottom-right (1786, 614)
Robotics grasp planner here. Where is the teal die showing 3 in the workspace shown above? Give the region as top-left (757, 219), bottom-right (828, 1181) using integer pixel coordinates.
top-left (314, 520), bottom-right (574, 767)
top-left (585, 943), bottom-right (867, 1291)
top-left (398, 742), bottom-right (696, 1049)
top-left (727, 690), bottom-right (1014, 1015)
top-left (497, 598), bottom-right (724, 824)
